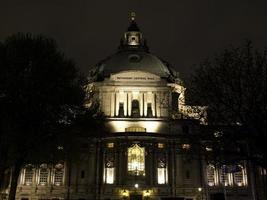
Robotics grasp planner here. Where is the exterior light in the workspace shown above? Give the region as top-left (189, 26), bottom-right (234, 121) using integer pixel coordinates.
top-left (205, 147), bottom-right (213, 151)
top-left (122, 189), bottom-right (129, 197)
top-left (198, 187), bottom-right (202, 192)
top-left (143, 190), bottom-right (150, 197)
top-left (134, 183), bottom-right (139, 188)
top-left (182, 144), bottom-right (191, 150)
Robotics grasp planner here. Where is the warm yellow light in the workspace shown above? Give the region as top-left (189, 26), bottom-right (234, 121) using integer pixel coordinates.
top-left (158, 143), bottom-right (164, 148)
top-left (198, 187), bottom-right (202, 192)
top-left (122, 189), bottom-right (129, 197)
top-left (107, 142), bottom-right (114, 148)
top-left (182, 144), bottom-right (191, 150)
top-left (143, 190), bottom-right (151, 197)
top-left (134, 183), bottom-right (139, 188)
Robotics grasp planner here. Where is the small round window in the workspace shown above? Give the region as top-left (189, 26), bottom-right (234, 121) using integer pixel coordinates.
top-left (128, 54), bottom-right (141, 63)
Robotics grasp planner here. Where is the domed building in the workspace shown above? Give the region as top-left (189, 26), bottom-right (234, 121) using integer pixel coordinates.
top-left (1, 15), bottom-right (254, 200)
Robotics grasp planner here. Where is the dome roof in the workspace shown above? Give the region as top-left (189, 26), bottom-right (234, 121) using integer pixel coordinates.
top-left (88, 15), bottom-right (180, 83)
top-left (97, 50), bottom-right (171, 78)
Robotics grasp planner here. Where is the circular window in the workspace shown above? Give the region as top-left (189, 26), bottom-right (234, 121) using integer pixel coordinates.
top-left (128, 54), bottom-right (141, 63)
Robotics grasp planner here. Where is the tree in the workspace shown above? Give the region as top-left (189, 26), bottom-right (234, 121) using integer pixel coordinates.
top-left (187, 40), bottom-right (267, 168)
top-left (0, 33), bottom-right (85, 200)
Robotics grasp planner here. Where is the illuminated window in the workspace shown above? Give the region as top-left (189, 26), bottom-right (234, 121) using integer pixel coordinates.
top-left (219, 166), bottom-right (232, 186)
top-left (158, 143), bottom-right (164, 148)
top-left (103, 161), bottom-right (115, 184)
top-left (182, 144), bottom-right (191, 150)
top-left (128, 144), bottom-right (145, 176)
top-left (107, 142), bottom-right (114, 148)
top-left (24, 165), bottom-right (34, 185)
top-left (54, 163), bottom-right (64, 186)
top-left (39, 164), bottom-right (49, 186)
top-left (207, 165), bottom-right (216, 186)
top-left (157, 160), bottom-right (167, 184)
top-left (125, 127), bottom-right (146, 132)
top-left (233, 165), bottom-right (247, 186)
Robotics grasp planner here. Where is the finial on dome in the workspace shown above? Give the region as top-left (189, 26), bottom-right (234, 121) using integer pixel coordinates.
top-left (130, 12), bottom-right (136, 21)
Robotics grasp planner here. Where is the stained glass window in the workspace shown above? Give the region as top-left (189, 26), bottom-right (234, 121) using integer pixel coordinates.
top-left (127, 144), bottom-right (145, 176)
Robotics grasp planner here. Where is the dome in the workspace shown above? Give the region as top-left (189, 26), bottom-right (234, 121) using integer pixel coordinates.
top-left (88, 15), bottom-right (180, 82)
top-left (97, 50), bottom-right (171, 78)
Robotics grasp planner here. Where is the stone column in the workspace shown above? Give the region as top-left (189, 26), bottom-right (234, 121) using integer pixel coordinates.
top-left (152, 92), bottom-right (156, 117)
top-left (115, 92), bottom-right (119, 116)
top-left (140, 92), bottom-right (144, 116)
top-left (123, 92), bottom-right (127, 116)
top-left (128, 93), bottom-right (132, 116)
top-left (144, 92), bottom-right (147, 116)
top-left (110, 92), bottom-right (115, 117)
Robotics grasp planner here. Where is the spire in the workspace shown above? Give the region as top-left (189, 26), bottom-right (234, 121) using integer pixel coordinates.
top-left (130, 12), bottom-right (136, 21)
top-left (127, 12), bottom-right (140, 32)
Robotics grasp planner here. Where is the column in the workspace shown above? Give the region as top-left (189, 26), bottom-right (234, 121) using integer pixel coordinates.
top-left (140, 92), bottom-right (144, 116)
top-left (128, 93), bottom-right (132, 116)
top-left (144, 93), bottom-right (147, 116)
top-left (110, 92), bottom-right (115, 117)
top-left (115, 92), bottom-right (119, 116)
top-left (152, 92), bottom-right (156, 117)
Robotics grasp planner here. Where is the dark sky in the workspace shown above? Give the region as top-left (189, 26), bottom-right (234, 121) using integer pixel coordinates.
top-left (1, 0), bottom-right (267, 78)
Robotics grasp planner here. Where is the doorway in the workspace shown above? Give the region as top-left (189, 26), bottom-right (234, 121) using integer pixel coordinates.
top-left (130, 194), bottom-right (142, 200)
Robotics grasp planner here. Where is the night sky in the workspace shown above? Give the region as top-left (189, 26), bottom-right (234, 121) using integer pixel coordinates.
top-left (1, 0), bottom-right (267, 79)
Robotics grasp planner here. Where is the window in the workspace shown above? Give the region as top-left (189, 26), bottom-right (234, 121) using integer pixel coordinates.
top-left (24, 165), bottom-right (34, 185)
top-left (54, 163), bottom-right (64, 186)
top-left (219, 166), bottom-right (232, 186)
top-left (131, 100), bottom-right (140, 117)
top-left (125, 126), bottom-right (146, 132)
top-left (39, 164), bottom-right (49, 186)
top-left (233, 165), bottom-right (247, 186)
top-left (157, 160), bottom-right (167, 184)
top-left (107, 142), bottom-right (114, 148)
top-left (158, 143), bottom-right (164, 148)
top-left (182, 144), bottom-right (191, 150)
top-left (103, 161), bottom-right (114, 184)
top-left (186, 170), bottom-right (190, 179)
top-left (118, 102), bottom-right (124, 117)
top-left (207, 165), bottom-right (216, 186)
top-left (128, 144), bottom-right (145, 176)
top-left (147, 103), bottom-right (153, 117)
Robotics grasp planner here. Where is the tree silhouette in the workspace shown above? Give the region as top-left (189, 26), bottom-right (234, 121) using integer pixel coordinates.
top-left (187, 40), bottom-right (267, 168)
top-left (0, 33), bottom-right (85, 200)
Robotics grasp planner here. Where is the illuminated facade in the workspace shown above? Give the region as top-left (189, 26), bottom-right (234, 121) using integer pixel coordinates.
top-left (1, 15), bottom-right (258, 200)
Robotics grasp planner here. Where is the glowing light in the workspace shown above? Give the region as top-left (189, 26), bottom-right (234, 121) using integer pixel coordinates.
top-left (134, 183), bottom-right (139, 188)
top-left (182, 144), bottom-right (191, 150)
top-left (143, 190), bottom-right (151, 197)
top-left (157, 168), bottom-right (168, 184)
top-left (122, 189), bottom-right (129, 197)
top-left (198, 187), bottom-right (202, 192)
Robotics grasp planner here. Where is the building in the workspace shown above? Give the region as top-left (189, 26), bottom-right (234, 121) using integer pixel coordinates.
top-left (0, 15), bottom-right (257, 200)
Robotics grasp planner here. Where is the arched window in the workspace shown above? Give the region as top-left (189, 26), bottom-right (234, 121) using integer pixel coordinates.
top-left (103, 161), bottom-right (115, 184)
top-left (147, 103), bottom-right (153, 117)
top-left (207, 165), bottom-right (216, 186)
top-left (233, 165), bottom-right (247, 186)
top-left (54, 163), bottom-right (64, 186)
top-left (128, 144), bottom-right (145, 176)
top-left (157, 159), bottom-right (168, 184)
top-left (219, 165), bottom-right (232, 186)
top-left (131, 100), bottom-right (140, 117)
top-left (38, 164), bottom-right (49, 186)
top-left (24, 165), bottom-right (34, 185)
